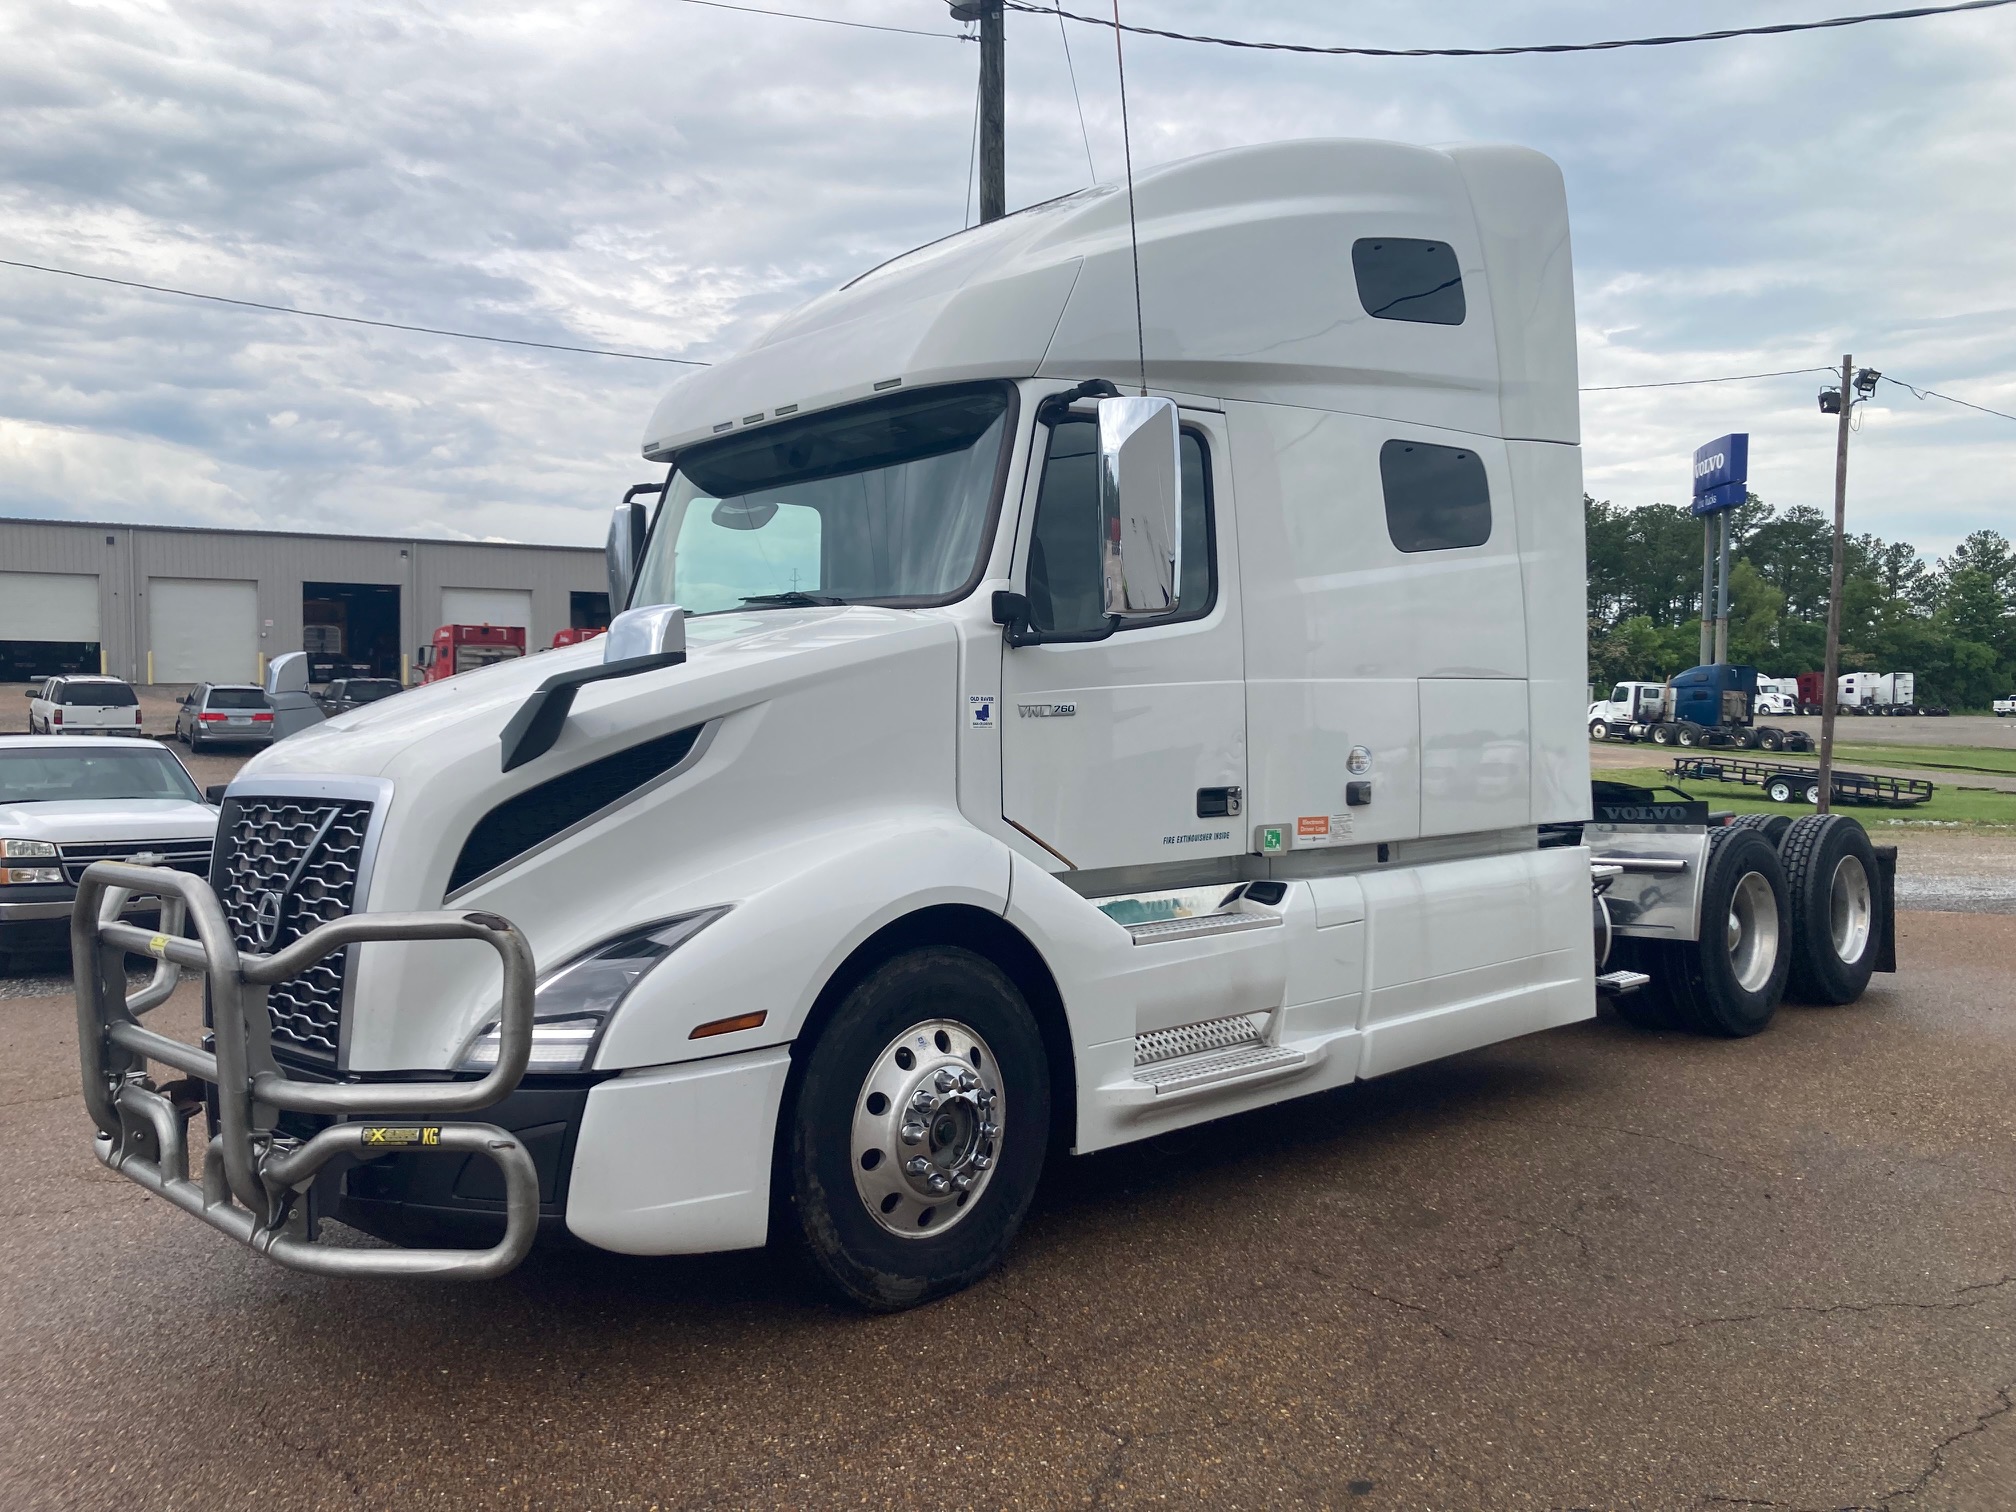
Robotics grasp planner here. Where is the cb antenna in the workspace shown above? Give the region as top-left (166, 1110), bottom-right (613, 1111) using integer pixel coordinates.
top-left (1111, 0), bottom-right (1147, 396)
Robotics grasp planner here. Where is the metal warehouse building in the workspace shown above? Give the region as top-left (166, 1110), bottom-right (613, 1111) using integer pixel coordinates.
top-left (0, 517), bottom-right (607, 686)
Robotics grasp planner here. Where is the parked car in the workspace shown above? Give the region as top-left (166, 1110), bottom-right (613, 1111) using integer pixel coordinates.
top-left (173, 684), bottom-right (276, 751)
top-left (316, 677), bottom-right (404, 717)
top-left (0, 735), bottom-right (215, 970)
top-left (25, 676), bottom-right (144, 738)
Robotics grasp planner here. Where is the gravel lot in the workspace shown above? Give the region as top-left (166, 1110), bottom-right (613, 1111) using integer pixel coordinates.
top-left (4, 915), bottom-right (2014, 1509)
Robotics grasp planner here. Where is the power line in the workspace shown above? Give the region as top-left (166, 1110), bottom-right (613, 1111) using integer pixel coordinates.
top-left (1882, 374), bottom-right (2016, 423)
top-left (1580, 367), bottom-right (1838, 392)
top-left (0, 257), bottom-right (710, 365)
top-left (670, 0), bottom-right (968, 40)
top-left (1054, 0), bottom-right (1099, 184)
top-left (1011, 0), bottom-right (2016, 59)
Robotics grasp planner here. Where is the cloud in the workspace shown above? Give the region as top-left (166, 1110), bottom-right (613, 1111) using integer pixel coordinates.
top-left (1, 0), bottom-right (2012, 557)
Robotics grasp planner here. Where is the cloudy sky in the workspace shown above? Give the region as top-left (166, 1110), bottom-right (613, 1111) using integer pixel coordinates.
top-left (2, 0), bottom-right (2012, 556)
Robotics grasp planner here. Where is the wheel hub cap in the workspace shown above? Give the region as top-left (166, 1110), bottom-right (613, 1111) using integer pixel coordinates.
top-left (1830, 855), bottom-right (1872, 963)
top-left (1726, 870), bottom-right (1780, 994)
top-left (852, 1019), bottom-right (1003, 1238)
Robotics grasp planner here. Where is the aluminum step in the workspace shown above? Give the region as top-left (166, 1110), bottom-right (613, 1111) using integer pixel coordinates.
top-left (1137, 1042), bottom-right (1310, 1096)
top-left (1126, 911), bottom-right (1280, 946)
top-left (1596, 969), bottom-right (1651, 996)
top-left (1134, 1013), bottom-right (1265, 1067)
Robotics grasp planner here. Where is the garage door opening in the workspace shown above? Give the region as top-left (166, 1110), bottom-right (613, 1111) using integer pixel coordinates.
top-left (303, 582), bottom-right (401, 681)
top-left (0, 571), bottom-right (101, 681)
top-left (570, 591), bottom-right (610, 630)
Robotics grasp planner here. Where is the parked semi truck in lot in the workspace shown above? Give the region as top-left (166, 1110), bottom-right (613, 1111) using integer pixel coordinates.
top-left (71, 139), bottom-right (1894, 1309)
top-left (414, 623), bottom-right (525, 684)
top-left (1586, 664), bottom-right (1810, 751)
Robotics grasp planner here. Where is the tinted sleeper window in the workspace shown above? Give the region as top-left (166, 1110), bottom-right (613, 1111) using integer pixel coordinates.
top-left (1381, 440), bottom-right (1491, 552)
top-left (1352, 238), bottom-right (1466, 325)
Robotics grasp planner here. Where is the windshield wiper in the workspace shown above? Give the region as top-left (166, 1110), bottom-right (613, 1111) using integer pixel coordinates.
top-left (739, 592), bottom-right (850, 608)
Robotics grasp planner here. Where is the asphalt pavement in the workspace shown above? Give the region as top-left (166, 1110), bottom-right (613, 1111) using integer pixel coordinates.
top-left (5, 912), bottom-right (2015, 1510)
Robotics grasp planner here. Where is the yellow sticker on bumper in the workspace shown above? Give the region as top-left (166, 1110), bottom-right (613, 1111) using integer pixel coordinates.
top-left (147, 934), bottom-right (170, 958)
top-left (360, 1126), bottom-right (441, 1147)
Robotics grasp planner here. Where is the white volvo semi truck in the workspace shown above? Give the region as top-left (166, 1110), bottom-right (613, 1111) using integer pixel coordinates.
top-left (73, 139), bottom-right (1893, 1309)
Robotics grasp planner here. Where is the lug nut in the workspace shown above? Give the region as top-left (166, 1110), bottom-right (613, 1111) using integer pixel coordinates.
top-left (933, 1068), bottom-right (959, 1093)
top-left (953, 1173), bottom-right (974, 1192)
top-left (900, 1122), bottom-right (926, 1145)
top-left (905, 1156), bottom-right (930, 1176)
top-left (911, 1090), bottom-right (937, 1112)
top-left (978, 1122), bottom-right (998, 1140)
top-left (926, 1172), bottom-right (951, 1195)
top-left (957, 1069), bottom-right (978, 1092)
top-left (971, 1154), bottom-right (992, 1171)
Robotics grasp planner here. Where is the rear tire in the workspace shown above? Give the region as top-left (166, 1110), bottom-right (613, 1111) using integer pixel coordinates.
top-left (1675, 723), bottom-right (1701, 748)
top-left (778, 946), bottom-right (1049, 1312)
top-left (1757, 729), bottom-right (1783, 752)
top-left (1650, 723), bottom-right (1675, 747)
top-left (1778, 815), bottom-right (1880, 1005)
top-left (1728, 812), bottom-right (1793, 849)
top-left (1766, 777), bottom-right (1795, 803)
top-left (1633, 827), bottom-right (1790, 1038)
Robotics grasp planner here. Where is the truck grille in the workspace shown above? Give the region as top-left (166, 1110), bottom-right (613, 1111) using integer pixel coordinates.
top-left (58, 838), bottom-right (213, 886)
top-left (215, 797), bottom-right (376, 1062)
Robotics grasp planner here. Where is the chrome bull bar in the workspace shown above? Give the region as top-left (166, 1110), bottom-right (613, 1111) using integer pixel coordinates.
top-left (72, 860), bottom-right (539, 1279)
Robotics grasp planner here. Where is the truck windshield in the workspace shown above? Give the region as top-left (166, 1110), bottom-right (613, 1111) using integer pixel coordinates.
top-left (630, 382), bottom-right (1013, 615)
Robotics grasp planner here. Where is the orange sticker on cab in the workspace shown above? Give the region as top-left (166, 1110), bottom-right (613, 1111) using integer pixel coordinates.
top-left (1296, 816), bottom-right (1330, 838)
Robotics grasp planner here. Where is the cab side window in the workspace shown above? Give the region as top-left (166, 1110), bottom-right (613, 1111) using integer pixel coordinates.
top-left (1352, 238), bottom-right (1466, 325)
top-left (1026, 419), bottom-right (1213, 635)
top-left (1380, 439), bottom-right (1492, 552)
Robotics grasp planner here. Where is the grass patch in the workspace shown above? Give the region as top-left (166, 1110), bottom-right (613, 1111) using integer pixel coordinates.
top-left (1829, 743), bottom-right (2016, 778)
top-left (1604, 765), bottom-right (2016, 828)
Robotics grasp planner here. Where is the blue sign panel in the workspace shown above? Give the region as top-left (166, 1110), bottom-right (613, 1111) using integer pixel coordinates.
top-left (1690, 480), bottom-right (1748, 517)
top-left (1690, 432), bottom-right (1749, 516)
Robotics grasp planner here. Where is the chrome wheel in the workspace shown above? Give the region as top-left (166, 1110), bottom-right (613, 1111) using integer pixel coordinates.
top-left (1726, 870), bottom-right (1780, 994)
top-left (1829, 854), bottom-right (1873, 963)
top-left (851, 1018), bottom-right (1003, 1239)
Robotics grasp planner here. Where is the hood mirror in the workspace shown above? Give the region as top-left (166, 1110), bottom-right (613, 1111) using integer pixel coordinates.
top-left (604, 604), bottom-right (687, 664)
top-left (1097, 395), bottom-right (1182, 619)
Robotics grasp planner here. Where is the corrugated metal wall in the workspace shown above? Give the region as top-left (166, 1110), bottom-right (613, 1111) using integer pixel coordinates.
top-left (0, 517), bottom-right (604, 684)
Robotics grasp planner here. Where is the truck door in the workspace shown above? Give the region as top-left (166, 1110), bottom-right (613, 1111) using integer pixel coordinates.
top-left (1000, 409), bottom-right (1245, 874)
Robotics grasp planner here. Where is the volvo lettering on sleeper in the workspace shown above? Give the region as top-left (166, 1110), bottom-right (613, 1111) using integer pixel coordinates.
top-left (72, 139), bottom-right (1893, 1309)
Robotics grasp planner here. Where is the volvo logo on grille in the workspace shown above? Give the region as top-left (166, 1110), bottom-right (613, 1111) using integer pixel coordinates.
top-left (251, 888), bottom-right (288, 949)
top-left (245, 806), bottom-right (344, 952)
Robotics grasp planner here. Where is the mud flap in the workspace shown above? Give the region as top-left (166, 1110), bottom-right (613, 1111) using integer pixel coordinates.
top-left (1871, 844), bottom-right (1898, 974)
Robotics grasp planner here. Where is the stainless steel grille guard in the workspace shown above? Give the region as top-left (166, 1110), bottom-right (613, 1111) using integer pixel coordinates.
top-left (72, 860), bottom-right (539, 1280)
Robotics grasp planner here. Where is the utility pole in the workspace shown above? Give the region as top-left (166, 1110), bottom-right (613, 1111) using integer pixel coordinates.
top-left (1816, 353), bottom-right (1854, 816)
top-left (950, 1), bottom-right (1005, 222)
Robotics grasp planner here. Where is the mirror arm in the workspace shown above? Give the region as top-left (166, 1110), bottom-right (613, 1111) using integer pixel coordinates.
top-left (1035, 377), bottom-right (1120, 427)
top-left (991, 591), bottom-right (1118, 649)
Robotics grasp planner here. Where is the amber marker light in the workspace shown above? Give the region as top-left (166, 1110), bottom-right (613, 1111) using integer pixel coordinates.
top-left (690, 1011), bottom-right (767, 1040)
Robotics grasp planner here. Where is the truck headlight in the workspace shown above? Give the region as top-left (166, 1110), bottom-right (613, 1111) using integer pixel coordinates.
top-left (456, 907), bottom-right (728, 1074)
top-left (2, 839), bottom-right (59, 859)
top-left (0, 866), bottom-right (64, 885)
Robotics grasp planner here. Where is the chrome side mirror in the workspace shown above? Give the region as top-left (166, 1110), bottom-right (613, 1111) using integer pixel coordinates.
top-left (604, 604), bottom-right (686, 664)
top-left (1097, 396), bottom-right (1182, 618)
top-left (606, 500), bottom-right (648, 612)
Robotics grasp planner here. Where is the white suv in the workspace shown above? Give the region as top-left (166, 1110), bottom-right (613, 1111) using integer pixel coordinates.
top-left (25, 676), bottom-right (144, 738)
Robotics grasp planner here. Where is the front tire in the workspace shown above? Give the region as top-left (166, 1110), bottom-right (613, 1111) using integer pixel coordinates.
top-left (1590, 720), bottom-right (1611, 741)
top-left (779, 946), bottom-right (1049, 1311)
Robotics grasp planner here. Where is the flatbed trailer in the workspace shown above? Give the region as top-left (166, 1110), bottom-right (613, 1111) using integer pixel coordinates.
top-left (1669, 755), bottom-right (1933, 808)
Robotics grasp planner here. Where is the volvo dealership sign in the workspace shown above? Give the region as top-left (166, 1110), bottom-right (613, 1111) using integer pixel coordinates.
top-left (1690, 432), bottom-right (1749, 516)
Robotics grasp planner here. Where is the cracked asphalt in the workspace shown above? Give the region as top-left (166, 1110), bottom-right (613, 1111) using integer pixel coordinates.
top-left (4, 911), bottom-right (2015, 1510)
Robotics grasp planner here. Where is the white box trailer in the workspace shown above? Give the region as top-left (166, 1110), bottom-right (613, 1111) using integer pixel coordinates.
top-left (71, 139), bottom-right (1894, 1308)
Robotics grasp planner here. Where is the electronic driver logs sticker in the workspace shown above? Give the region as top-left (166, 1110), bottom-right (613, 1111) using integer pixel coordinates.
top-left (1292, 815), bottom-right (1354, 849)
top-left (360, 1126), bottom-right (441, 1148)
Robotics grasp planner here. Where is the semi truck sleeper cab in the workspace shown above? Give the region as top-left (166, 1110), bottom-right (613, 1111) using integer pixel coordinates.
top-left (73, 138), bottom-right (1893, 1310)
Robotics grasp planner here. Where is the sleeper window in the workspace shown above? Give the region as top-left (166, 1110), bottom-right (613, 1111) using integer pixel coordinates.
top-left (1380, 440), bottom-right (1492, 553)
top-left (1352, 238), bottom-right (1466, 326)
top-left (1026, 420), bottom-right (1213, 635)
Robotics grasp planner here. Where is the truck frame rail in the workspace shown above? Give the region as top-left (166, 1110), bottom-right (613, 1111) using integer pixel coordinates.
top-left (72, 860), bottom-right (539, 1278)
top-left (1668, 756), bottom-right (1934, 808)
